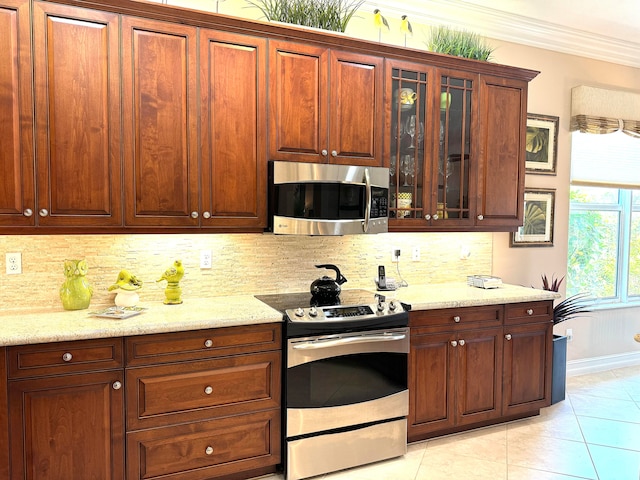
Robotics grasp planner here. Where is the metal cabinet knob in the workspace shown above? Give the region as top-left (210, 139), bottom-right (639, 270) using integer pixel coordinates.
top-left (204, 339), bottom-right (213, 348)
top-left (205, 446), bottom-right (214, 455)
top-left (450, 340), bottom-right (458, 347)
top-left (39, 208), bottom-right (49, 217)
top-left (191, 211), bottom-right (199, 219)
top-left (204, 386), bottom-right (213, 395)
top-left (321, 149), bottom-right (328, 156)
top-left (459, 339), bottom-right (465, 346)
top-left (477, 214), bottom-right (484, 220)
top-left (424, 214), bottom-right (431, 220)
top-left (203, 211), bottom-right (211, 219)
top-left (505, 334), bottom-right (512, 341)
top-left (433, 214), bottom-right (439, 220)
top-left (112, 381), bottom-right (122, 390)
top-left (331, 150), bottom-right (338, 157)
top-left (453, 316), bottom-right (461, 323)
top-left (23, 208), bottom-right (33, 217)
top-left (62, 352), bottom-right (72, 362)
top-left (527, 309), bottom-right (534, 315)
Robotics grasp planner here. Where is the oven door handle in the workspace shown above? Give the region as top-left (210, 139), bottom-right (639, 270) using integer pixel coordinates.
top-left (363, 168), bottom-right (371, 233)
top-left (292, 333), bottom-right (406, 350)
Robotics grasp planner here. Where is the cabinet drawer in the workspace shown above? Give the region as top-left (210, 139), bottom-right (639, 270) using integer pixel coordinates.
top-left (8, 338), bottom-right (123, 378)
top-left (126, 409), bottom-right (280, 480)
top-left (505, 301), bottom-right (553, 325)
top-left (125, 323), bottom-right (281, 366)
top-left (410, 305), bottom-right (502, 333)
top-left (127, 351), bottom-right (281, 429)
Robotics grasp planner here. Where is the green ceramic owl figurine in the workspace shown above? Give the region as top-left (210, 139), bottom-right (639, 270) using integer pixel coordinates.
top-left (60, 259), bottom-right (94, 310)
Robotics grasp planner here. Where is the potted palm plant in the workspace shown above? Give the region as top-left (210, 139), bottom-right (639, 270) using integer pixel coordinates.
top-left (540, 274), bottom-right (592, 404)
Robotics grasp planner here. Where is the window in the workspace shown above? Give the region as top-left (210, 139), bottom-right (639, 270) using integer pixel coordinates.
top-left (568, 132), bottom-right (640, 306)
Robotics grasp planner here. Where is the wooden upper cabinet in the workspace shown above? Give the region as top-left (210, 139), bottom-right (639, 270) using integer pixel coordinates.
top-left (269, 41), bottom-right (383, 165)
top-left (477, 75), bottom-right (528, 229)
top-left (122, 17), bottom-right (199, 227)
top-left (199, 29), bottom-right (267, 229)
top-left (33, 2), bottom-right (122, 227)
top-left (0, 0), bottom-right (34, 227)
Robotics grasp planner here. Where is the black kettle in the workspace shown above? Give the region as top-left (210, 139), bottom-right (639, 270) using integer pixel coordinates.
top-left (310, 264), bottom-right (347, 298)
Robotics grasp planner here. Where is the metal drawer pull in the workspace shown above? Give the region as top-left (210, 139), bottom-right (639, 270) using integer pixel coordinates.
top-left (293, 333), bottom-right (406, 350)
top-left (112, 381), bottom-right (122, 390)
top-left (459, 339), bottom-right (465, 346)
top-left (453, 316), bottom-right (461, 323)
top-left (204, 386), bottom-right (213, 395)
top-left (527, 309), bottom-right (534, 315)
top-left (450, 340), bottom-right (457, 347)
top-left (62, 352), bottom-right (73, 362)
top-left (505, 334), bottom-right (512, 340)
top-left (204, 339), bottom-right (213, 348)
top-left (205, 446), bottom-right (214, 455)
top-left (23, 208), bottom-right (33, 217)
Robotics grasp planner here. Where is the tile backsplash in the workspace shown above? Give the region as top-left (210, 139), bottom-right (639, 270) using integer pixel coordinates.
top-left (0, 232), bottom-right (492, 310)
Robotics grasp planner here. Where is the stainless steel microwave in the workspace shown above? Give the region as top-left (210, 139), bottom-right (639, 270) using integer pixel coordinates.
top-left (268, 161), bottom-right (389, 235)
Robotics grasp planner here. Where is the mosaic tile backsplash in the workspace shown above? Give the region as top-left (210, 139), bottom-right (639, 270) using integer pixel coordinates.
top-left (0, 232), bottom-right (492, 310)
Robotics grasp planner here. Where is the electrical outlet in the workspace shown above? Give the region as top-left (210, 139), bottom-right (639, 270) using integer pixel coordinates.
top-left (200, 250), bottom-right (212, 269)
top-left (565, 328), bottom-right (573, 342)
top-left (391, 248), bottom-right (401, 263)
top-left (6, 252), bottom-right (22, 275)
top-left (412, 246), bottom-right (421, 261)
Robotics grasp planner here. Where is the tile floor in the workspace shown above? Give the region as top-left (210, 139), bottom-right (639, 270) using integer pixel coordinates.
top-left (258, 365), bottom-right (640, 480)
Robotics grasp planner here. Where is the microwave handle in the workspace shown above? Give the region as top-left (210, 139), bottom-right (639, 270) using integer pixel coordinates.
top-left (363, 168), bottom-right (371, 233)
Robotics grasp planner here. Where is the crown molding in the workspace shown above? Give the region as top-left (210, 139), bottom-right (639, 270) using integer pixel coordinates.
top-left (365, 0), bottom-right (640, 69)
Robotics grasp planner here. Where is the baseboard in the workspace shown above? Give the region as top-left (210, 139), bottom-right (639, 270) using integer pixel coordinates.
top-left (567, 351), bottom-right (640, 376)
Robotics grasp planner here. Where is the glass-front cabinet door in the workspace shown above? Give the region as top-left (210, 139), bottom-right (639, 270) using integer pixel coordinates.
top-left (436, 69), bottom-right (478, 228)
top-left (386, 60), bottom-right (478, 229)
top-left (386, 60), bottom-right (433, 227)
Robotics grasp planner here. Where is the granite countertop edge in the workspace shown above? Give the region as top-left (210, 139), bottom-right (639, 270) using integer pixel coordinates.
top-left (0, 283), bottom-right (560, 347)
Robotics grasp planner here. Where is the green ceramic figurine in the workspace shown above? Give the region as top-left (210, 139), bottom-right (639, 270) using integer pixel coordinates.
top-left (60, 259), bottom-right (94, 310)
top-left (156, 260), bottom-right (184, 305)
top-left (108, 269), bottom-right (143, 307)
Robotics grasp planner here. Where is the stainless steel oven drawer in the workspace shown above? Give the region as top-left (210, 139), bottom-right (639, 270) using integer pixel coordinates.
top-left (286, 418), bottom-right (407, 480)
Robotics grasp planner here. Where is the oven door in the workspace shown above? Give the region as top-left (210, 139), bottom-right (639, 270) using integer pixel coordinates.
top-left (286, 327), bottom-right (409, 437)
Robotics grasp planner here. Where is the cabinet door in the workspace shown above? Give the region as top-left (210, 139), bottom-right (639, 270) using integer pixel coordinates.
top-left (503, 322), bottom-right (552, 415)
top-left (454, 327), bottom-right (502, 426)
top-left (122, 17), bottom-right (199, 227)
top-left (408, 331), bottom-right (455, 440)
top-left (477, 75), bottom-right (528, 229)
top-left (268, 40), bottom-right (328, 163)
top-left (33, 2), bottom-right (122, 226)
top-left (199, 30), bottom-right (267, 229)
top-left (328, 50), bottom-right (383, 166)
top-left (434, 68), bottom-right (478, 229)
top-left (386, 59), bottom-right (434, 226)
top-left (0, 0), bottom-right (34, 227)
top-left (9, 370), bottom-right (125, 480)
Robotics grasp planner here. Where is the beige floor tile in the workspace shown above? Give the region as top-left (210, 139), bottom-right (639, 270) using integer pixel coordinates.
top-left (322, 446), bottom-right (424, 480)
top-left (508, 464), bottom-right (593, 480)
top-left (416, 452), bottom-right (506, 480)
top-left (507, 404), bottom-right (584, 443)
top-left (578, 415), bottom-right (640, 451)
top-left (588, 443), bottom-right (640, 480)
top-left (507, 435), bottom-right (597, 479)
top-left (570, 393), bottom-right (640, 423)
top-left (423, 424), bottom-right (507, 464)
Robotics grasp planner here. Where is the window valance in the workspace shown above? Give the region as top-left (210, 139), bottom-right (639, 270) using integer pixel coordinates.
top-left (570, 85), bottom-right (640, 138)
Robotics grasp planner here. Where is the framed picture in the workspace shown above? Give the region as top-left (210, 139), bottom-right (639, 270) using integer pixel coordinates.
top-left (510, 188), bottom-right (555, 247)
top-left (525, 113), bottom-right (558, 175)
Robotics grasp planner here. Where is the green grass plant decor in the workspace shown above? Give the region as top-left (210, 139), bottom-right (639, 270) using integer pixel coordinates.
top-left (427, 25), bottom-right (495, 61)
top-left (246, 0), bottom-right (364, 32)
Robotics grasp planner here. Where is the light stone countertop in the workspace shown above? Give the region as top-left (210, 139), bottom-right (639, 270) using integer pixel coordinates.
top-left (0, 283), bottom-right (559, 347)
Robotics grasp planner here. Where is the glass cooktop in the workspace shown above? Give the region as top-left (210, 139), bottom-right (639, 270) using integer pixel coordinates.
top-left (255, 289), bottom-right (387, 314)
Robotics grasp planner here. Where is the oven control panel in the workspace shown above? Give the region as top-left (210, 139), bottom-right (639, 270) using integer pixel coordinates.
top-left (286, 299), bottom-right (405, 323)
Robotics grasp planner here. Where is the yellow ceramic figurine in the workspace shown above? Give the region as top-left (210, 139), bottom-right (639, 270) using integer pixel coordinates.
top-left (156, 260), bottom-right (184, 305)
top-left (60, 259), bottom-right (93, 310)
top-left (108, 269), bottom-right (143, 307)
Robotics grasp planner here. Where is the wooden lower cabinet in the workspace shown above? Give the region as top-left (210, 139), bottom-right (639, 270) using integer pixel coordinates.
top-left (409, 301), bottom-right (553, 442)
top-left (4, 324), bottom-right (281, 480)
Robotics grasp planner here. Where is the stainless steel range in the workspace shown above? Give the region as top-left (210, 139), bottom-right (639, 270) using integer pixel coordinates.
top-left (256, 290), bottom-right (409, 480)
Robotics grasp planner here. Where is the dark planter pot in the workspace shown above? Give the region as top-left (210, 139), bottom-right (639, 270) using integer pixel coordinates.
top-left (551, 334), bottom-right (567, 404)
